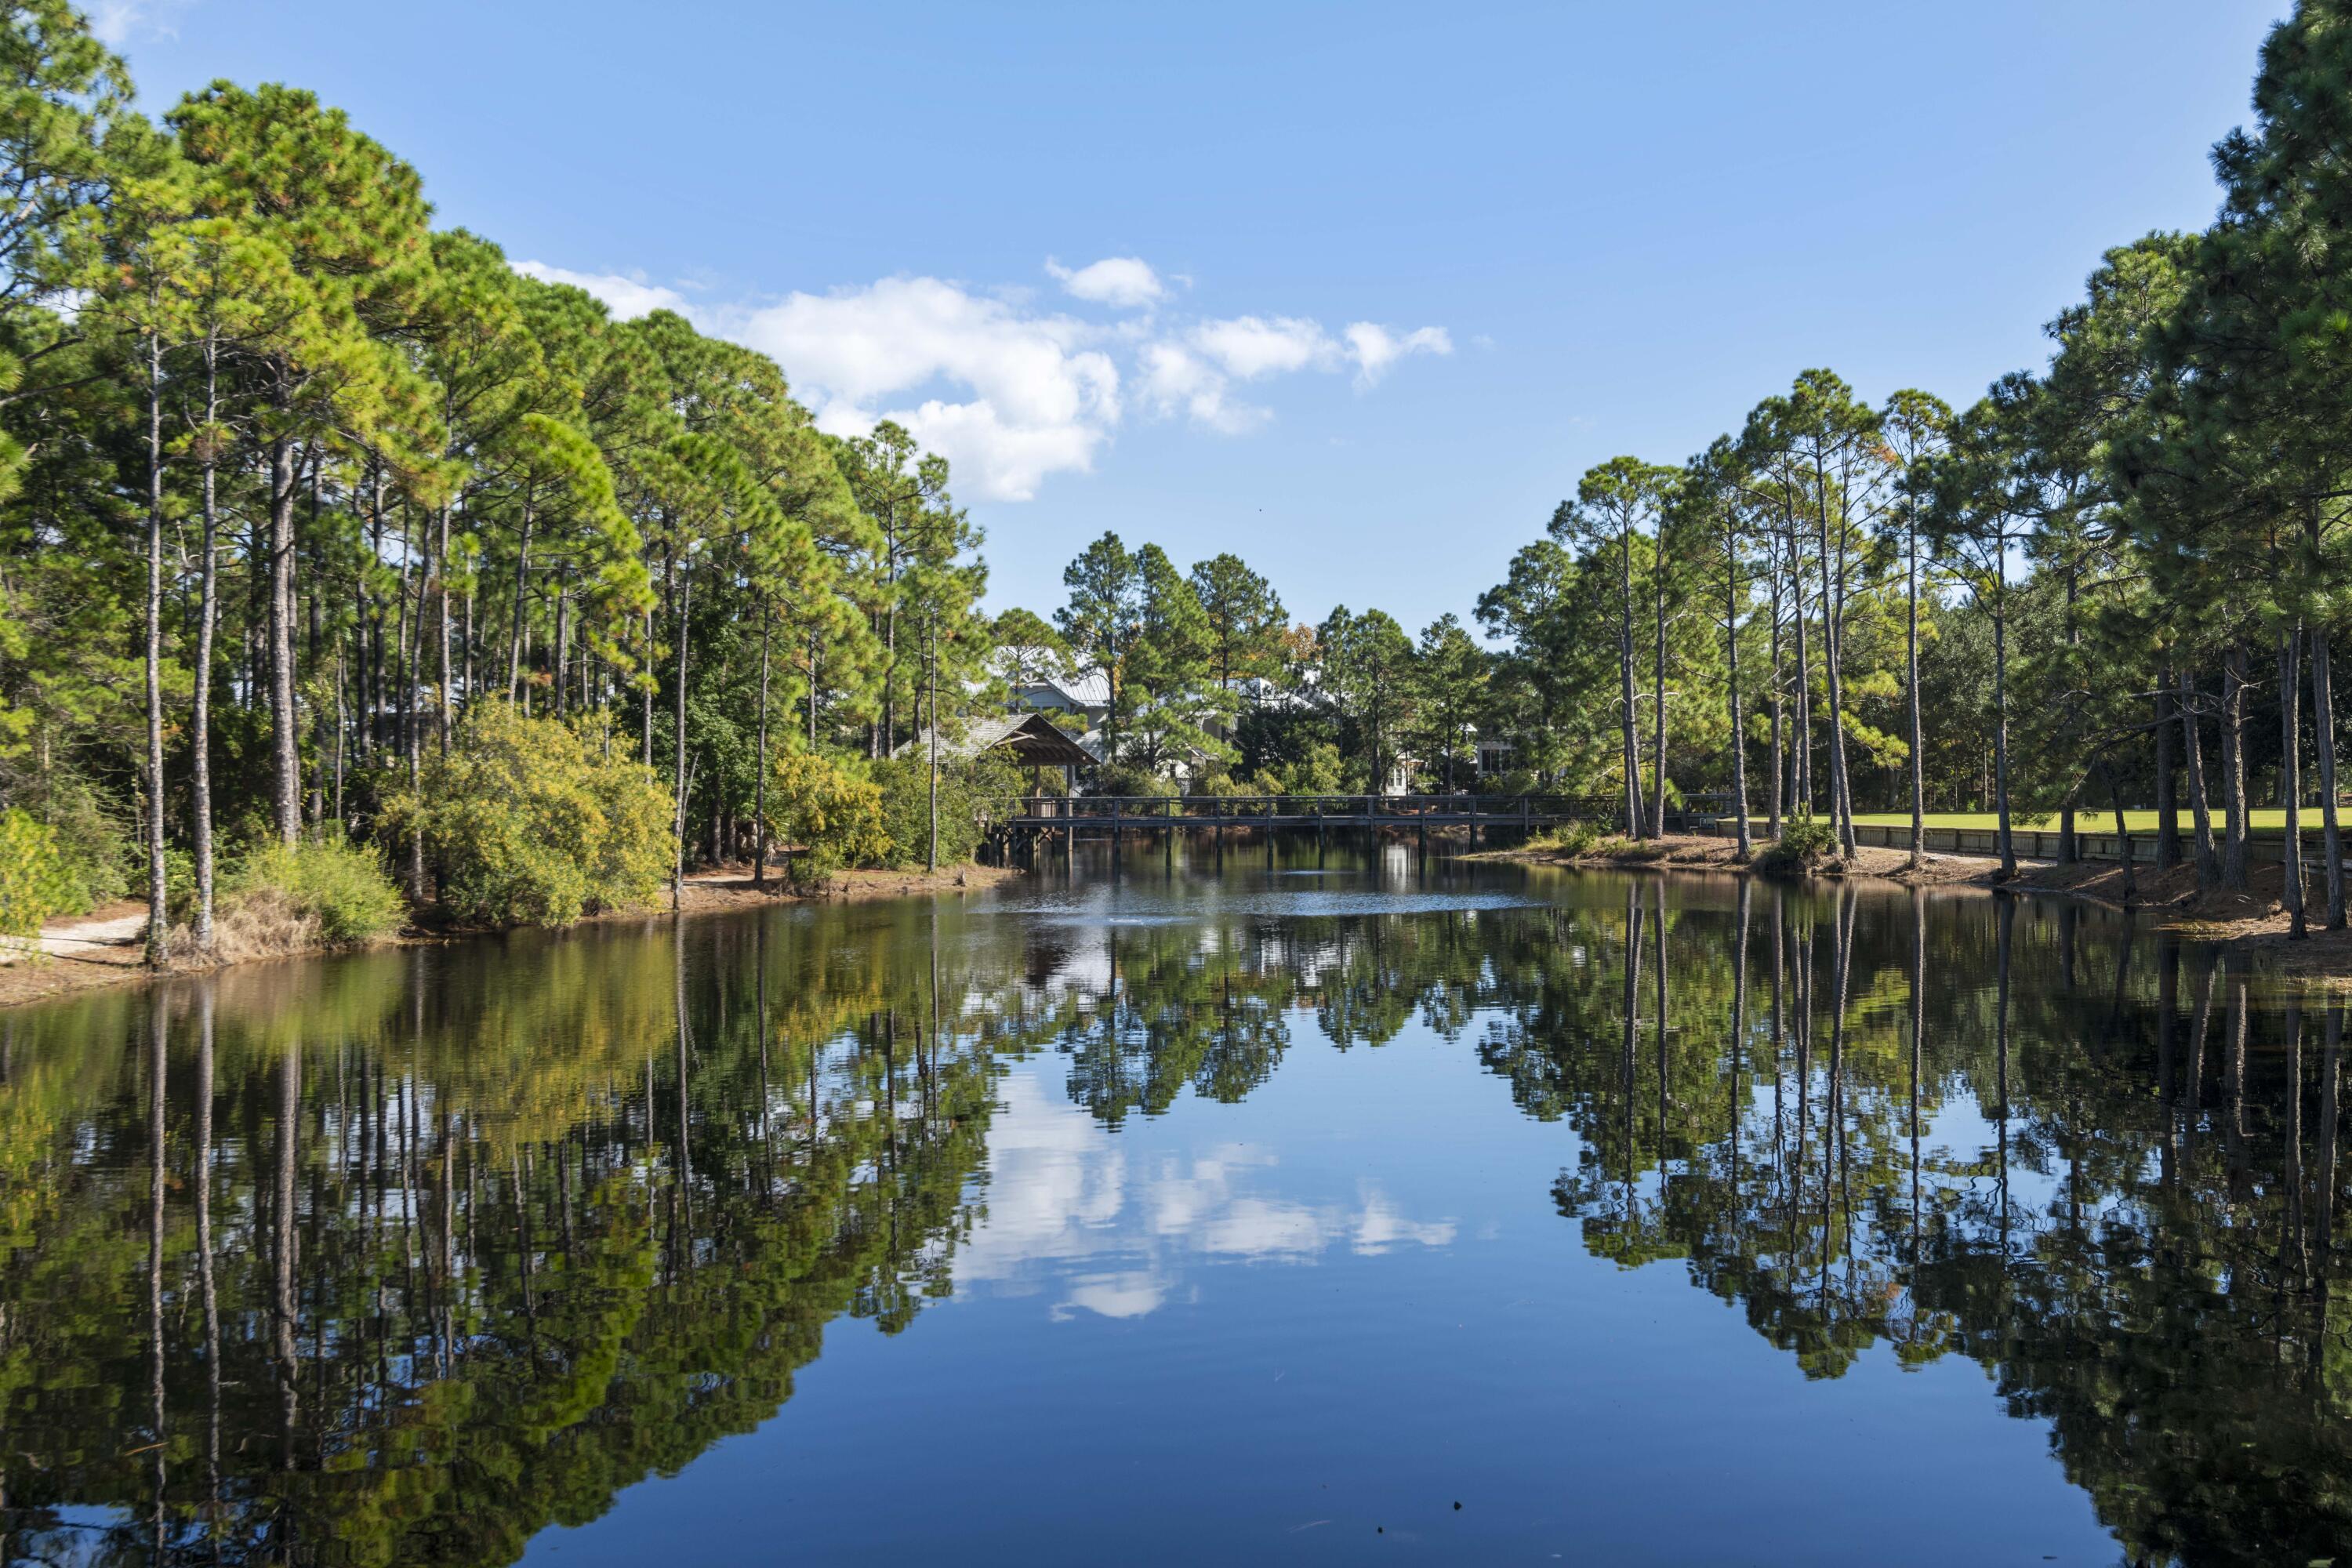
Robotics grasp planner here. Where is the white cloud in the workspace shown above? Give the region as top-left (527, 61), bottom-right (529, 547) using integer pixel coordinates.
top-left (87, 0), bottom-right (187, 44)
top-left (508, 254), bottom-right (1449, 498)
top-left (1047, 255), bottom-right (1167, 309)
top-left (1193, 314), bottom-right (1335, 380)
top-left (728, 276), bottom-right (1120, 503)
top-left (953, 1071), bottom-right (1454, 1322)
top-left (512, 261), bottom-right (691, 322)
top-left (1138, 341), bottom-right (1269, 435)
top-left (1342, 322), bottom-right (1453, 387)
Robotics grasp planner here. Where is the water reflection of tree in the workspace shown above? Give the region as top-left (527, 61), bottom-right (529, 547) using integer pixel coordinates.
top-left (8, 877), bottom-right (2352, 1566)
top-left (0, 904), bottom-right (1025, 1566)
top-left (1515, 882), bottom-right (2352, 1568)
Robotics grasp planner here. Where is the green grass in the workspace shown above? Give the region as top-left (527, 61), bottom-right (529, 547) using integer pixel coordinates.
top-left (1829, 810), bottom-right (2301, 833)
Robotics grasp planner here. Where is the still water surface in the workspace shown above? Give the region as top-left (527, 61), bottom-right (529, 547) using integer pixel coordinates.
top-left (1, 846), bottom-right (2339, 1565)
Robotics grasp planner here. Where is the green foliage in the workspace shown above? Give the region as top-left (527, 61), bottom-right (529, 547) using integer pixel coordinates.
top-left (1244, 742), bottom-right (1343, 797)
top-left (1544, 819), bottom-right (1603, 856)
top-left (1092, 763), bottom-right (1181, 799)
top-left (0, 768), bottom-right (127, 913)
top-left (390, 704), bottom-right (670, 926)
top-left (765, 748), bottom-right (889, 884)
top-left (1755, 813), bottom-right (1842, 877)
top-left (224, 835), bottom-right (406, 946)
top-left (0, 808), bottom-right (76, 941)
top-left (871, 751), bottom-right (1025, 868)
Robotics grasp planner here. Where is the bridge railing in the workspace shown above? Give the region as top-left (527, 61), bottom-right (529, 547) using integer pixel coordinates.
top-left (1014, 793), bottom-right (1607, 822)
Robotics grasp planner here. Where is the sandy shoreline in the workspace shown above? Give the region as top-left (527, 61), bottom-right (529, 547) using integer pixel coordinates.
top-left (0, 862), bottom-right (1024, 1013)
top-left (1472, 833), bottom-right (2352, 982)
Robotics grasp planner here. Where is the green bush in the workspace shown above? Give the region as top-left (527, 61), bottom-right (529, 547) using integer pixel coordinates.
top-left (872, 751), bottom-right (1025, 869)
top-left (388, 703), bottom-right (672, 926)
top-left (1756, 812), bottom-right (1841, 878)
top-left (0, 770), bottom-right (127, 915)
top-left (1547, 819), bottom-right (1602, 857)
top-left (767, 749), bottom-right (890, 885)
top-left (0, 808), bottom-right (78, 942)
top-left (1092, 762), bottom-right (1181, 798)
top-left (225, 837), bottom-right (407, 946)
top-left (1244, 741), bottom-right (1343, 797)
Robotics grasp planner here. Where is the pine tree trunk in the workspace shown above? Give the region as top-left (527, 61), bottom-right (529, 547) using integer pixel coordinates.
top-left (2314, 626), bottom-right (2346, 929)
top-left (405, 545), bottom-right (426, 901)
top-left (304, 456), bottom-right (326, 828)
top-left (1766, 575), bottom-right (1783, 837)
top-left (671, 563), bottom-right (692, 913)
top-left (267, 435), bottom-right (303, 848)
top-left (191, 338), bottom-right (220, 953)
top-left (552, 575), bottom-right (570, 718)
top-left (2154, 666), bottom-right (2179, 871)
top-left (1788, 526), bottom-right (1813, 815)
top-left (436, 504), bottom-right (453, 750)
top-left (1619, 528), bottom-right (1644, 837)
top-left (754, 603), bottom-right (771, 888)
top-left (1816, 499), bottom-right (1854, 857)
top-left (506, 500), bottom-right (532, 701)
top-left (1726, 531), bottom-right (1751, 858)
top-left (143, 326), bottom-right (167, 967)
top-left (1907, 528), bottom-right (1925, 868)
top-left (2284, 628), bottom-right (2307, 938)
top-left (2181, 667), bottom-right (2218, 888)
top-left (2223, 645), bottom-right (2251, 893)
top-left (1650, 559), bottom-right (1668, 837)
top-left (927, 612), bottom-right (939, 873)
top-left (2059, 568), bottom-right (2080, 864)
top-left (2100, 757), bottom-right (2136, 903)
top-left (1992, 571), bottom-right (2014, 879)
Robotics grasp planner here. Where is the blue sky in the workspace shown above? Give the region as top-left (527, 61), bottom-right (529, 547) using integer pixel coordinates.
top-left (103, 0), bottom-right (2288, 635)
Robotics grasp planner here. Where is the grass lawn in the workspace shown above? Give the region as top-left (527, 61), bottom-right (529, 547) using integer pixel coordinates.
top-left (1842, 810), bottom-right (2303, 833)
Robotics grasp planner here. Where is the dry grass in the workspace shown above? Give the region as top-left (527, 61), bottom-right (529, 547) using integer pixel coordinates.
top-left (198, 886), bottom-right (327, 964)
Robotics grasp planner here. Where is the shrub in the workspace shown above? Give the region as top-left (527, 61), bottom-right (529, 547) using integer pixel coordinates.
top-left (0, 808), bottom-right (78, 943)
top-left (387, 703), bottom-right (671, 926)
top-left (1547, 820), bottom-right (1602, 857)
top-left (0, 770), bottom-right (127, 916)
top-left (223, 836), bottom-right (407, 947)
top-left (1093, 762), bottom-right (1181, 798)
top-left (1245, 741), bottom-right (1344, 797)
top-left (872, 752), bottom-right (1025, 869)
top-left (766, 749), bottom-right (890, 886)
top-left (1756, 812), bottom-right (1842, 878)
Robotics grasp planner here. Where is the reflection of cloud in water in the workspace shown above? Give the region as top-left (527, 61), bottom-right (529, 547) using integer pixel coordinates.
top-left (961, 1073), bottom-right (1455, 1319)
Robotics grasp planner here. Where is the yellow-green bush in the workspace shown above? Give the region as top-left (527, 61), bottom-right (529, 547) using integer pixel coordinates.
top-left (0, 808), bottom-right (78, 942)
top-left (765, 750), bottom-right (889, 886)
top-left (224, 837), bottom-right (408, 946)
top-left (388, 704), bottom-right (671, 926)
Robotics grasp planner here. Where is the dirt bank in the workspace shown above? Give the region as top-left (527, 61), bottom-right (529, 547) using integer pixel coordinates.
top-left (0, 862), bottom-right (1023, 1013)
top-left (1479, 833), bottom-right (2352, 979)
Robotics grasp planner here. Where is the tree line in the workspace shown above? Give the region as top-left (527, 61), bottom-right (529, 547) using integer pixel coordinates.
top-left (14, 0), bottom-right (2352, 954)
top-left (0, 1), bottom-right (988, 956)
top-left (993, 2), bottom-right (2352, 945)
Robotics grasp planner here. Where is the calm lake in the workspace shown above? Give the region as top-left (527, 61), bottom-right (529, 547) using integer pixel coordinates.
top-left (1, 845), bottom-right (2339, 1566)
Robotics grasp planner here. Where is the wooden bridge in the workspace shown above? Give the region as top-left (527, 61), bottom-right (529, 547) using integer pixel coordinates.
top-left (1004, 793), bottom-right (1604, 855)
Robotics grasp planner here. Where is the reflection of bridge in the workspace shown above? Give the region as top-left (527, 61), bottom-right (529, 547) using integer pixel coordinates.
top-left (1005, 794), bottom-right (1603, 855)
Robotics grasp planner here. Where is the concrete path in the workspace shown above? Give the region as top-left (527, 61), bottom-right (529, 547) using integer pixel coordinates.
top-left (2, 905), bottom-right (149, 964)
